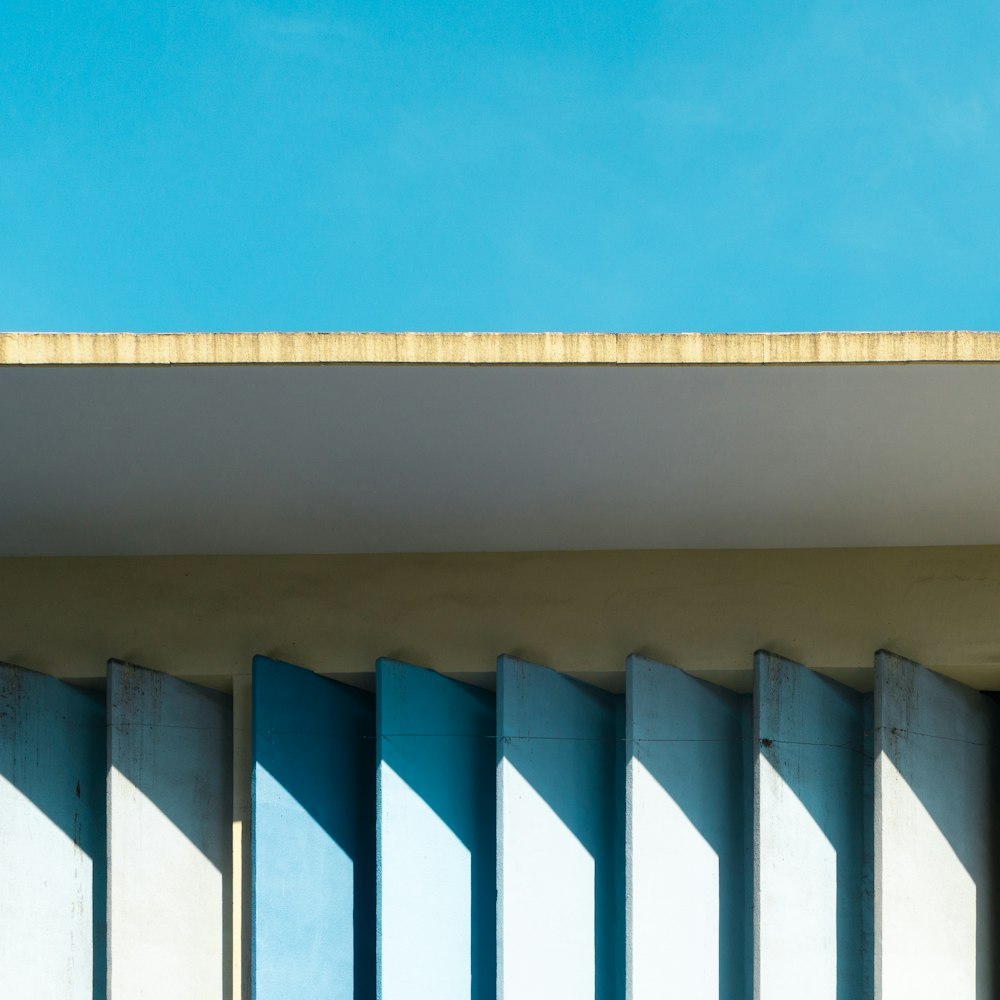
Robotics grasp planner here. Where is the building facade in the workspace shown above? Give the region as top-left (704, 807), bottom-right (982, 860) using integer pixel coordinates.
top-left (1, 330), bottom-right (999, 999)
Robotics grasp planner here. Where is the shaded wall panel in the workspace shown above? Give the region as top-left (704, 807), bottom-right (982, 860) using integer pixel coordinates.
top-left (376, 658), bottom-right (495, 1000)
top-left (497, 655), bottom-right (621, 1000)
top-left (625, 655), bottom-right (747, 1000)
top-left (875, 651), bottom-right (998, 1000)
top-left (108, 660), bottom-right (232, 999)
top-left (0, 663), bottom-right (106, 1000)
top-left (252, 655), bottom-right (375, 1000)
top-left (754, 652), bottom-right (870, 1000)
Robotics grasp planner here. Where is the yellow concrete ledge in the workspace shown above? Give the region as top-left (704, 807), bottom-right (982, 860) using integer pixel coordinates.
top-left (3, 330), bottom-right (1000, 366)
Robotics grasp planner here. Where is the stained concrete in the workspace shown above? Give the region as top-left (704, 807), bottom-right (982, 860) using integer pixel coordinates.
top-left (875, 652), bottom-right (999, 1000)
top-left (754, 652), bottom-right (871, 1000)
top-left (108, 660), bottom-right (232, 999)
top-left (0, 663), bottom-right (105, 1000)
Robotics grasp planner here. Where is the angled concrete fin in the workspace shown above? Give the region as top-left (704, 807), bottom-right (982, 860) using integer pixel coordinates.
top-left (376, 658), bottom-right (495, 1000)
top-left (0, 662), bottom-right (106, 1000)
top-left (108, 659), bottom-right (233, 999)
top-left (497, 654), bottom-right (622, 1000)
top-left (625, 655), bottom-right (749, 1000)
top-left (754, 651), bottom-right (872, 1000)
top-left (252, 655), bottom-right (375, 1000)
top-left (875, 650), bottom-right (999, 1000)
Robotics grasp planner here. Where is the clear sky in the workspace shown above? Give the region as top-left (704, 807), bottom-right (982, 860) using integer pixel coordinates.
top-left (2, 1), bottom-right (998, 332)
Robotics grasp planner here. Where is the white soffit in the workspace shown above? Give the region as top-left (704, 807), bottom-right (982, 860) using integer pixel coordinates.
top-left (1, 331), bottom-right (999, 555)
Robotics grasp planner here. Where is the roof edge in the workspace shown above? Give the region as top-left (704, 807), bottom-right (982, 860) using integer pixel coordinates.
top-left (3, 330), bottom-right (1000, 366)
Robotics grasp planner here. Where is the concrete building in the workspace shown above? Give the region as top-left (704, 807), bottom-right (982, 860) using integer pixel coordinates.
top-left (2, 330), bottom-right (1000, 999)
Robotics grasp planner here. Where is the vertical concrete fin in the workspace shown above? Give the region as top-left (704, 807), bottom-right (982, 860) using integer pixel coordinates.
top-left (252, 655), bottom-right (375, 1000)
top-left (625, 655), bottom-right (747, 1000)
top-left (874, 650), bottom-right (998, 1000)
top-left (375, 658), bottom-right (495, 1000)
top-left (107, 659), bottom-right (233, 1000)
top-left (0, 662), bottom-right (106, 1000)
top-left (496, 654), bottom-right (622, 1000)
top-left (753, 651), bottom-right (871, 1000)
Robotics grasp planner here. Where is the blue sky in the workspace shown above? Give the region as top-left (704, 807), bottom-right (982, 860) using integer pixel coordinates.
top-left (2, 1), bottom-right (998, 332)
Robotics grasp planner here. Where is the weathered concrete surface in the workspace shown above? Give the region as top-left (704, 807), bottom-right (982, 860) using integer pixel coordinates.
top-left (875, 651), bottom-right (999, 1000)
top-left (8, 548), bottom-right (1000, 690)
top-left (5, 329), bottom-right (1000, 366)
top-left (754, 651), bottom-right (871, 1000)
top-left (0, 662), bottom-right (105, 1000)
top-left (376, 658), bottom-right (495, 1000)
top-left (108, 660), bottom-right (232, 999)
top-left (497, 655), bottom-right (622, 1000)
top-left (626, 655), bottom-right (747, 1000)
top-left (252, 655), bottom-right (374, 1000)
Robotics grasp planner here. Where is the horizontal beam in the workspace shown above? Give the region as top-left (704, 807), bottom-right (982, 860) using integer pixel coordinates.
top-left (3, 330), bottom-right (1000, 367)
top-left (4, 547), bottom-right (1000, 688)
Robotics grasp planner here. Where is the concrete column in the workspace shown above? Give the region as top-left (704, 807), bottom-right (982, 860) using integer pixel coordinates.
top-left (252, 655), bottom-right (375, 1000)
top-left (625, 655), bottom-right (747, 1000)
top-left (754, 651), bottom-right (871, 1000)
top-left (875, 650), bottom-right (998, 1000)
top-left (0, 662), bottom-right (106, 1000)
top-left (497, 655), bottom-right (621, 1000)
top-left (108, 660), bottom-right (233, 1000)
top-left (376, 658), bottom-right (495, 1000)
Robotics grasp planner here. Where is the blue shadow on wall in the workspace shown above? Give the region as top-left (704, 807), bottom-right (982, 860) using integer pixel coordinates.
top-left (0, 662), bottom-right (107, 1000)
top-left (252, 655), bottom-right (375, 1000)
top-left (376, 658), bottom-right (496, 1000)
top-left (625, 655), bottom-right (750, 1000)
top-left (755, 651), bottom-right (873, 1000)
top-left (497, 655), bottom-right (624, 1000)
top-left (878, 650), bottom-right (1000, 998)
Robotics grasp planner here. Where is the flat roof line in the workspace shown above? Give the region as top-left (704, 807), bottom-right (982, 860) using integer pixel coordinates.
top-left (3, 330), bottom-right (1000, 366)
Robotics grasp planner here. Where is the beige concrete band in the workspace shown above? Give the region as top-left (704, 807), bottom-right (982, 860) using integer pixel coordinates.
top-left (4, 547), bottom-right (1000, 692)
top-left (4, 330), bottom-right (1000, 366)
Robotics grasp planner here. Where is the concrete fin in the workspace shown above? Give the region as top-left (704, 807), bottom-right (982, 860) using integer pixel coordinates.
top-left (252, 655), bottom-right (375, 1000)
top-left (0, 662), bottom-right (106, 1000)
top-left (376, 658), bottom-right (495, 1000)
top-left (754, 651), bottom-right (872, 1000)
top-left (496, 654), bottom-right (622, 1000)
top-left (874, 650), bottom-right (999, 1000)
top-left (625, 654), bottom-right (748, 1000)
top-left (108, 659), bottom-right (233, 999)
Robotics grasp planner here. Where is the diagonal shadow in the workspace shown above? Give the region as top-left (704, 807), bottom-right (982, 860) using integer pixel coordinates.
top-left (498, 655), bottom-right (623, 1000)
top-left (625, 655), bottom-right (750, 1000)
top-left (109, 660), bottom-right (232, 870)
top-left (253, 654), bottom-right (375, 1000)
top-left (0, 661), bottom-right (107, 1000)
top-left (756, 651), bottom-right (872, 1000)
top-left (376, 657), bottom-right (496, 1000)
top-left (108, 659), bottom-right (233, 998)
top-left (877, 650), bottom-right (1000, 998)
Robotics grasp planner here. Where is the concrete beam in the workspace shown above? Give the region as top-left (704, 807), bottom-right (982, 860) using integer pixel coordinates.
top-left (754, 651), bottom-right (871, 1000)
top-left (10, 547), bottom-right (1000, 691)
top-left (252, 655), bottom-right (375, 1000)
top-left (875, 651), bottom-right (998, 999)
top-left (0, 663), bottom-right (105, 1000)
top-left (376, 658), bottom-right (495, 1000)
top-left (5, 329), bottom-right (1000, 367)
top-left (625, 655), bottom-right (748, 1000)
top-left (497, 655), bottom-right (622, 1000)
top-left (108, 660), bottom-right (233, 999)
